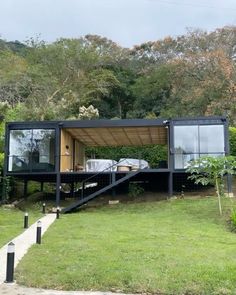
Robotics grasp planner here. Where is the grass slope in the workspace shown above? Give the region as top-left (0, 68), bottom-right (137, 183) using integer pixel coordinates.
top-left (16, 197), bottom-right (236, 295)
top-left (0, 207), bottom-right (41, 247)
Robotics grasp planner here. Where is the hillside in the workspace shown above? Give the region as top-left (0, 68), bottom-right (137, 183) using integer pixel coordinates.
top-left (0, 26), bottom-right (235, 124)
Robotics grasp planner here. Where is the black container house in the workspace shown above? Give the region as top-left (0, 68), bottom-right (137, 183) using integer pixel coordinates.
top-left (4, 116), bottom-right (230, 212)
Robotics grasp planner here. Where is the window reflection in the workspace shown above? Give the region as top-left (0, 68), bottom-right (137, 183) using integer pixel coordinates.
top-left (199, 125), bottom-right (224, 153)
top-left (174, 125), bottom-right (225, 169)
top-left (8, 129), bottom-right (55, 172)
top-left (175, 153), bottom-right (199, 169)
top-left (174, 126), bottom-right (199, 154)
top-left (9, 130), bottom-right (31, 172)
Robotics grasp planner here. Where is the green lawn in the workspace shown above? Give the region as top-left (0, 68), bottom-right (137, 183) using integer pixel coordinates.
top-left (16, 197), bottom-right (236, 295)
top-left (0, 207), bottom-right (42, 247)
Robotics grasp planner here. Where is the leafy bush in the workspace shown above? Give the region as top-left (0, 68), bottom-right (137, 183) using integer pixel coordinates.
top-left (128, 183), bottom-right (144, 198)
top-left (230, 209), bottom-right (236, 232)
top-left (229, 127), bottom-right (236, 157)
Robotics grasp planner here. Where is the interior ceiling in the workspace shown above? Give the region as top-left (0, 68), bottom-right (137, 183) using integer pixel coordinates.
top-left (65, 126), bottom-right (168, 147)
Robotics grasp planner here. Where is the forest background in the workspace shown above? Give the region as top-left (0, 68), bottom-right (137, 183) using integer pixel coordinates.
top-left (1, 26), bottom-right (236, 166)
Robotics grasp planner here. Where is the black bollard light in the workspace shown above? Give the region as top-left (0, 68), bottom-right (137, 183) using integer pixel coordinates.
top-left (42, 203), bottom-right (46, 214)
top-left (24, 212), bottom-right (28, 229)
top-left (5, 242), bottom-right (15, 283)
top-left (36, 221), bottom-right (42, 244)
top-left (56, 207), bottom-right (60, 219)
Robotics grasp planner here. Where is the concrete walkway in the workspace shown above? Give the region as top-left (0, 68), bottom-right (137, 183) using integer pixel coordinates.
top-left (0, 213), bottom-right (56, 284)
top-left (0, 214), bottom-right (137, 295)
top-left (0, 284), bottom-right (136, 295)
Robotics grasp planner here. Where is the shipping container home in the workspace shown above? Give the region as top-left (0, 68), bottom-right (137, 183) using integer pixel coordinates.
top-left (4, 116), bottom-right (230, 212)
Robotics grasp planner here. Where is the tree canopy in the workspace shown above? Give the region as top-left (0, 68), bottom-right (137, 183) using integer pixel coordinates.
top-left (0, 26), bottom-right (236, 124)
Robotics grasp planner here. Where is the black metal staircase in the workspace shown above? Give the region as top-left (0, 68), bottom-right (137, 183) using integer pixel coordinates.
top-left (62, 169), bottom-right (140, 213)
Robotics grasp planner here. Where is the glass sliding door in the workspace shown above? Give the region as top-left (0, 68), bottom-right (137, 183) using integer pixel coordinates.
top-left (174, 126), bottom-right (199, 169)
top-left (199, 125), bottom-right (224, 154)
top-left (174, 124), bottom-right (225, 169)
top-left (8, 129), bottom-right (55, 172)
top-left (30, 129), bottom-right (55, 172)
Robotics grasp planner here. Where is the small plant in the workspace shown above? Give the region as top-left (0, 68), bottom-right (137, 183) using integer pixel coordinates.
top-left (186, 156), bottom-right (236, 215)
top-left (230, 209), bottom-right (236, 232)
top-left (128, 183), bottom-right (144, 198)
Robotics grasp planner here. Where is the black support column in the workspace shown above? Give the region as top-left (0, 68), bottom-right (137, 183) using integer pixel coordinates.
top-left (111, 172), bottom-right (116, 199)
top-left (23, 179), bottom-right (28, 199)
top-left (70, 182), bottom-right (75, 198)
top-left (56, 173), bottom-right (61, 207)
top-left (227, 174), bottom-right (233, 195)
top-left (224, 118), bottom-right (233, 195)
top-left (168, 120), bottom-right (174, 197)
top-left (55, 124), bottom-right (61, 207)
top-left (40, 182), bottom-right (44, 192)
top-left (168, 172), bottom-right (173, 197)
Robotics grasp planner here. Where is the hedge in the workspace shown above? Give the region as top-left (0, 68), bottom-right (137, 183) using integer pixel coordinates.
top-left (229, 127), bottom-right (236, 156)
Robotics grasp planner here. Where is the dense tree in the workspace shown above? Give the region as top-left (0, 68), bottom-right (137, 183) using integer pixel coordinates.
top-left (0, 26), bottom-right (236, 122)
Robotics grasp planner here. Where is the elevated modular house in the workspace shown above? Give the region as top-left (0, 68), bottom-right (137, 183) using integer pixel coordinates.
top-left (4, 117), bottom-right (230, 212)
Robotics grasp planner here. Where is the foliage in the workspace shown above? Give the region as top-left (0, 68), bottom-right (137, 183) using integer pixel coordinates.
top-left (229, 127), bottom-right (236, 157)
top-left (186, 156), bottom-right (236, 215)
top-left (130, 64), bottom-right (174, 118)
top-left (230, 209), bottom-right (236, 232)
top-left (0, 27), bottom-right (236, 122)
top-left (128, 183), bottom-right (144, 198)
top-left (78, 105), bottom-right (99, 120)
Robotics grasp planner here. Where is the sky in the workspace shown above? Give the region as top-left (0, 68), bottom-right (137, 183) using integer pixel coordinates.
top-left (0, 0), bottom-right (236, 48)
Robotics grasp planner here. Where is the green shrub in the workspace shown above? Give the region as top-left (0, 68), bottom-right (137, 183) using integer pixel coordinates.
top-left (230, 209), bottom-right (236, 232)
top-left (128, 183), bottom-right (144, 198)
top-left (229, 127), bottom-right (236, 156)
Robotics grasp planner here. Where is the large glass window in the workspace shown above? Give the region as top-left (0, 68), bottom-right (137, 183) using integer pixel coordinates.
top-left (174, 125), bottom-right (225, 169)
top-left (199, 125), bottom-right (224, 153)
top-left (174, 126), bottom-right (199, 154)
top-left (9, 130), bottom-right (32, 172)
top-left (8, 129), bottom-right (55, 172)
